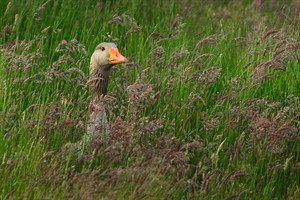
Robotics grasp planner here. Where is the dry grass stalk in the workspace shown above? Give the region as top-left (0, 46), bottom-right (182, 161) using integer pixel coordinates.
top-left (196, 34), bottom-right (217, 47)
top-left (4, 2), bottom-right (12, 16)
top-left (193, 53), bottom-right (215, 63)
top-left (203, 66), bottom-right (221, 84)
top-left (108, 14), bottom-right (142, 37)
top-left (262, 30), bottom-right (279, 41)
top-left (108, 14), bottom-right (123, 25)
top-left (234, 36), bottom-right (249, 44)
top-left (34, 0), bottom-right (51, 21)
top-left (146, 32), bottom-right (164, 41)
top-left (156, 38), bottom-right (169, 44)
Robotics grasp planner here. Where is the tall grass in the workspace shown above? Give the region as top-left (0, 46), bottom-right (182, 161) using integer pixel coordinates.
top-left (1, 0), bottom-right (300, 199)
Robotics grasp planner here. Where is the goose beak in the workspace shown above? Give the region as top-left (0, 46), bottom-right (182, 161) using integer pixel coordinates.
top-left (108, 48), bottom-right (127, 64)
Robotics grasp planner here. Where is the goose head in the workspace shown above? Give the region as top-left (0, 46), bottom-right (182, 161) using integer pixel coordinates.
top-left (89, 42), bottom-right (127, 95)
top-left (90, 42), bottom-right (127, 71)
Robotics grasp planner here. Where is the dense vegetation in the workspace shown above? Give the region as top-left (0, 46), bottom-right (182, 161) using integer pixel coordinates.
top-left (1, 0), bottom-right (299, 199)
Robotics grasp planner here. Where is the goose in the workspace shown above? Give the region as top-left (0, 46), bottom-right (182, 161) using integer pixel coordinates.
top-left (81, 42), bottom-right (127, 151)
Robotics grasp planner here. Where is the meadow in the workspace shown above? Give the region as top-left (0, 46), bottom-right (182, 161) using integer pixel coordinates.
top-left (0, 0), bottom-right (300, 199)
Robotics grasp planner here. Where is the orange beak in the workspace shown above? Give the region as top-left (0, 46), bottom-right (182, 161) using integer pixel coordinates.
top-left (108, 48), bottom-right (127, 64)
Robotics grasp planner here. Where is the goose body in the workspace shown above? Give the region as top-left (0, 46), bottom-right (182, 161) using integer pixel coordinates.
top-left (81, 42), bottom-right (127, 150)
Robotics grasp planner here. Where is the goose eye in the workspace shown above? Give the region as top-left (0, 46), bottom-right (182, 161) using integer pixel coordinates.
top-left (100, 46), bottom-right (105, 51)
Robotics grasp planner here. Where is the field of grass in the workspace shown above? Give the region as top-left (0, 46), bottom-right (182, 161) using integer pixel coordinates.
top-left (0, 0), bottom-right (299, 199)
